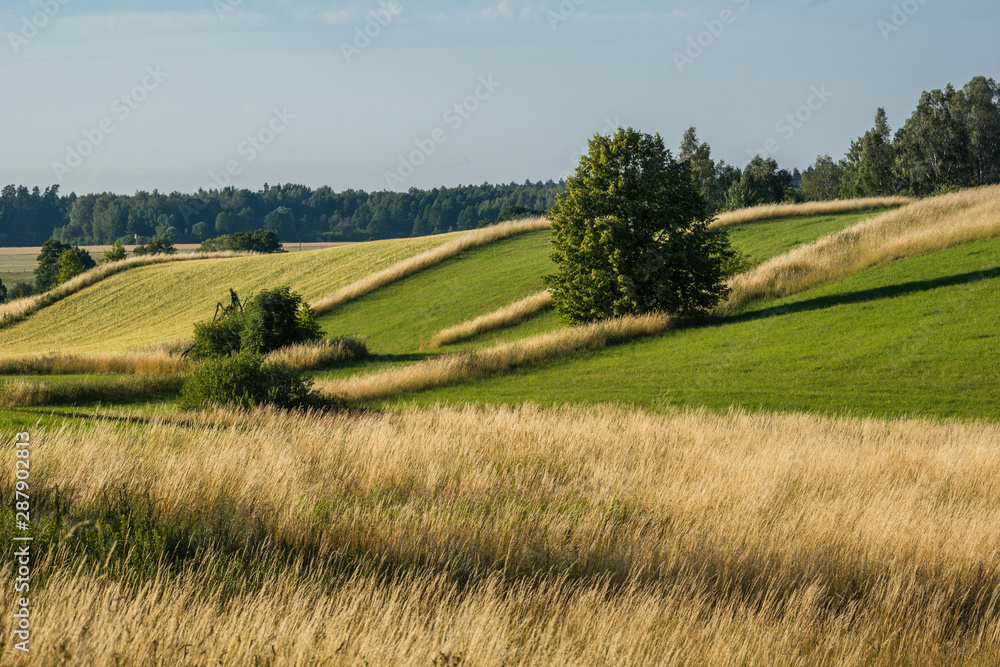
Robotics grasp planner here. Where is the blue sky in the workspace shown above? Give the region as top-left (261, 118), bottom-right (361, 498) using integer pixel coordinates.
top-left (3, 0), bottom-right (997, 195)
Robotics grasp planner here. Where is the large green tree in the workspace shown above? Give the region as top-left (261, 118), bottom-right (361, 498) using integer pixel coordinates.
top-left (544, 128), bottom-right (735, 324)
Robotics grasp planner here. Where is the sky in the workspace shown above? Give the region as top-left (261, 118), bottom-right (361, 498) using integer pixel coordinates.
top-left (2, 0), bottom-right (998, 195)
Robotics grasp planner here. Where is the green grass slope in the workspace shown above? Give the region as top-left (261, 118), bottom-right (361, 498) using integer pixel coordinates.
top-left (456, 210), bottom-right (886, 349)
top-left (392, 236), bottom-right (1000, 421)
top-left (0, 235), bottom-right (456, 355)
top-left (316, 229), bottom-right (554, 353)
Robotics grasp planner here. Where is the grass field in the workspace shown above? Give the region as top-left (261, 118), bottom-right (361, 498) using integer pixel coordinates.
top-left (317, 229), bottom-right (554, 352)
top-left (2, 193), bottom-right (999, 665)
top-left (0, 234), bottom-right (458, 355)
top-left (2, 405), bottom-right (999, 665)
top-left (0, 243), bottom-right (353, 287)
top-left (399, 236), bottom-right (1000, 420)
top-left (313, 211), bottom-right (882, 358)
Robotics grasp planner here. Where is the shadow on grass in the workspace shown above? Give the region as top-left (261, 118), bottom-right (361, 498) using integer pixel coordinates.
top-left (727, 267), bottom-right (1000, 325)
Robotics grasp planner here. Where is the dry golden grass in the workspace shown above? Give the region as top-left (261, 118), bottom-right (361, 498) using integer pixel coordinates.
top-left (3, 405), bottom-right (1000, 664)
top-left (710, 196), bottom-right (914, 229)
top-left (719, 185), bottom-right (1000, 314)
top-left (427, 290), bottom-right (554, 348)
top-left (264, 337), bottom-right (368, 371)
top-left (0, 374), bottom-right (185, 406)
top-left (0, 250), bottom-right (249, 330)
top-left (0, 349), bottom-right (192, 376)
top-left (317, 313), bottom-right (672, 400)
top-left (311, 217), bottom-right (551, 315)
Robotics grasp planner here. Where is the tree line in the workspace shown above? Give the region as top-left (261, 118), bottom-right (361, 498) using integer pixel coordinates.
top-left (0, 181), bottom-right (562, 247)
top-left (677, 76), bottom-right (999, 212)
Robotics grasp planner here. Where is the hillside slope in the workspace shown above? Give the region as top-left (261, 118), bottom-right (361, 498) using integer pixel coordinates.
top-left (400, 236), bottom-right (1000, 420)
top-left (0, 235), bottom-right (456, 355)
top-left (316, 230), bottom-right (553, 353)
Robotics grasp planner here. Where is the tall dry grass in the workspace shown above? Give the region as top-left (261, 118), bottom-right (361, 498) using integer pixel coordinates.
top-left (427, 290), bottom-right (554, 348)
top-left (0, 349), bottom-right (192, 376)
top-left (0, 374), bottom-right (185, 407)
top-left (0, 250), bottom-right (250, 330)
top-left (3, 405), bottom-right (1000, 664)
top-left (311, 217), bottom-right (551, 315)
top-left (710, 196), bottom-right (914, 229)
top-left (317, 313), bottom-right (671, 400)
top-left (264, 337), bottom-right (368, 371)
top-left (720, 185), bottom-right (1000, 314)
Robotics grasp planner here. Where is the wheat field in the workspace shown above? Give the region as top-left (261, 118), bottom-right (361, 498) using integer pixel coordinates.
top-left (2, 404), bottom-right (999, 665)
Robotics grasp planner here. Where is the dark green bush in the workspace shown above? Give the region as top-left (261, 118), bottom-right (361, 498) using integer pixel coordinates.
top-left (179, 351), bottom-right (321, 410)
top-left (198, 229), bottom-right (284, 254)
top-left (191, 313), bottom-right (244, 359)
top-left (190, 286), bottom-right (324, 360)
top-left (133, 237), bottom-right (176, 256)
top-left (8, 282), bottom-right (33, 300)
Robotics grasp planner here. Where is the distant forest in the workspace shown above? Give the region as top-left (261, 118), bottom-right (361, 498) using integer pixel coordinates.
top-left (0, 182), bottom-right (561, 247)
top-left (2, 76), bottom-right (996, 248)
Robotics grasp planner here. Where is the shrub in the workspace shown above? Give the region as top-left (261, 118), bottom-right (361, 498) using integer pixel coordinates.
top-left (8, 282), bottom-right (33, 300)
top-left (133, 237), bottom-right (176, 256)
top-left (241, 287), bottom-right (324, 354)
top-left (191, 312), bottom-right (245, 359)
top-left (179, 350), bottom-right (321, 410)
top-left (100, 240), bottom-right (127, 264)
top-left (56, 250), bottom-right (87, 285)
top-left (198, 230), bottom-right (284, 254)
top-left (190, 287), bottom-right (325, 360)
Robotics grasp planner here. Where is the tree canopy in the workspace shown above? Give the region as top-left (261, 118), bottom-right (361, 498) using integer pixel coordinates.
top-left (544, 128), bottom-right (735, 324)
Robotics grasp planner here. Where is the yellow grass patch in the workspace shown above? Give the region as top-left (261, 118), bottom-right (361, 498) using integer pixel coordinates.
top-left (710, 196), bottom-right (914, 228)
top-left (0, 235), bottom-right (457, 356)
top-left (3, 405), bottom-right (999, 664)
top-left (0, 251), bottom-right (250, 329)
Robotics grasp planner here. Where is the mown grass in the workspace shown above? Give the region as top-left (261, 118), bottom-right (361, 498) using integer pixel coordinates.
top-left (403, 236), bottom-right (1000, 421)
top-left (0, 234), bottom-right (458, 356)
top-left (316, 229), bottom-right (554, 353)
top-left (427, 210), bottom-right (894, 350)
top-left (316, 212), bottom-right (878, 355)
top-left (2, 405), bottom-right (999, 664)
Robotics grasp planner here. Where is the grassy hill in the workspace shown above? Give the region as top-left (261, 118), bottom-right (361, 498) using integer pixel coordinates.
top-left (311, 210), bottom-right (885, 358)
top-left (396, 236), bottom-right (1000, 420)
top-left (316, 229), bottom-right (553, 353)
top-left (0, 234), bottom-right (457, 355)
